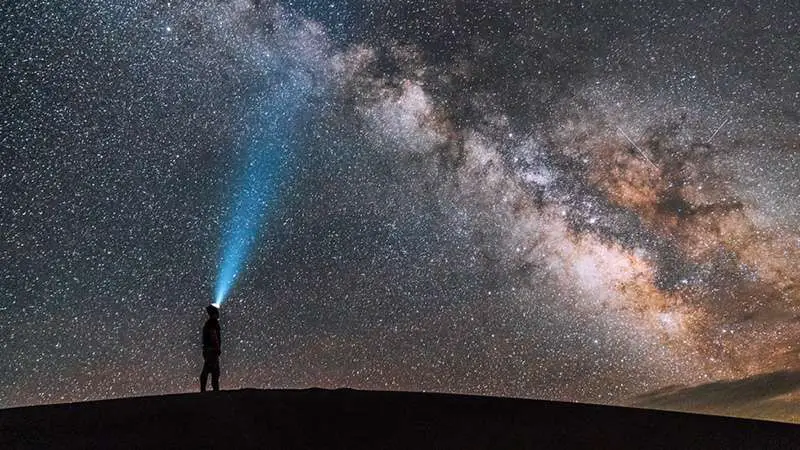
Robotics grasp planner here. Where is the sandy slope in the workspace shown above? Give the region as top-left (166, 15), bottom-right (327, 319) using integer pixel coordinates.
top-left (1, 388), bottom-right (798, 449)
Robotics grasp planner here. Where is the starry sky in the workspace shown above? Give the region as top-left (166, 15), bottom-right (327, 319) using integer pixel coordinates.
top-left (2, 0), bottom-right (798, 422)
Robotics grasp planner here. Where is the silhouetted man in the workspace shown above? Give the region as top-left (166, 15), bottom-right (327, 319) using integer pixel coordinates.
top-left (200, 304), bottom-right (221, 392)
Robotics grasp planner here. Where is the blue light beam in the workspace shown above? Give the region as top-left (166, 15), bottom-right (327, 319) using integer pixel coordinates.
top-left (214, 72), bottom-right (311, 305)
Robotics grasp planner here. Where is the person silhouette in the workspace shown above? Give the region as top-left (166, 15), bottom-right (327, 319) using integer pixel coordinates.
top-left (200, 304), bottom-right (221, 392)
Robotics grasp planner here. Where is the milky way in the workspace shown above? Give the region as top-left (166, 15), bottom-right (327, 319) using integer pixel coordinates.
top-left (2, 1), bottom-right (798, 422)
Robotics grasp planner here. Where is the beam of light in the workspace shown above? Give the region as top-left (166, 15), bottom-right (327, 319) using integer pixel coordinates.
top-left (214, 70), bottom-right (312, 306)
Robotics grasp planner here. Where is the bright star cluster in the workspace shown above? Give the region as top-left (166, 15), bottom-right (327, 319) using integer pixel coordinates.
top-left (2, 1), bottom-right (798, 422)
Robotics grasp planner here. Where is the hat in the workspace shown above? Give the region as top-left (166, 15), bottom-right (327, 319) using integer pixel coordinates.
top-left (206, 304), bottom-right (219, 315)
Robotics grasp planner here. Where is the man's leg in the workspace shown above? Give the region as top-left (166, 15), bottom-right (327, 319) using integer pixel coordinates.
top-left (211, 362), bottom-right (220, 391)
top-left (200, 361), bottom-right (209, 392)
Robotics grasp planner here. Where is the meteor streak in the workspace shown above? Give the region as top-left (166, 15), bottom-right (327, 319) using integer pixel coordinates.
top-left (617, 126), bottom-right (659, 170)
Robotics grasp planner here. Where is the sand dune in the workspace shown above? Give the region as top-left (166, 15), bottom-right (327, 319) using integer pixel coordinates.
top-left (1, 388), bottom-right (798, 449)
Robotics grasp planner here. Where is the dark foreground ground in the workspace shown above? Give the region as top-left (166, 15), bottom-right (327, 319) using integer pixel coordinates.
top-left (1, 388), bottom-right (798, 449)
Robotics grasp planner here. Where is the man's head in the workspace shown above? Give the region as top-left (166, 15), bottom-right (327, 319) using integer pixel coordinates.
top-left (206, 304), bottom-right (219, 318)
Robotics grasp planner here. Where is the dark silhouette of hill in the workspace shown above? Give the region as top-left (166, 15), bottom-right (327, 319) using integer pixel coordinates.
top-left (1, 388), bottom-right (798, 449)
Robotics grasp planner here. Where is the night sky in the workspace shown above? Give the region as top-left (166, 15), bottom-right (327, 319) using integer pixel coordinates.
top-left (2, 1), bottom-right (798, 422)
